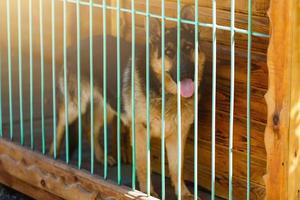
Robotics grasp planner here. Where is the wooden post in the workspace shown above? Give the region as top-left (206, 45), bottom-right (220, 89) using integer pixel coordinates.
top-left (264, 0), bottom-right (300, 199)
top-left (287, 0), bottom-right (300, 199)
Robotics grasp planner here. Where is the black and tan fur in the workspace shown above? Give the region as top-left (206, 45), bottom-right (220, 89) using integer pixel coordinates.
top-left (49, 5), bottom-right (205, 199)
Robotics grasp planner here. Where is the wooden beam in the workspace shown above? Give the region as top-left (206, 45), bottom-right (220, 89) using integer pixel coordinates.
top-left (0, 171), bottom-right (62, 200)
top-left (0, 139), bottom-right (157, 200)
top-left (287, 0), bottom-right (300, 199)
top-left (264, 0), bottom-right (299, 199)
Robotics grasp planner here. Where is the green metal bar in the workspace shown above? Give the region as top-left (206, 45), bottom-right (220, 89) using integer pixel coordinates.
top-left (145, 0), bottom-right (151, 196)
top-left (194, 1), bottom-right (199, 200)
top-left (211, 0), bottom-right (217, 199)
top-left (0, 9), bottom-right (1, 137)
top-left (89, 0), bottom-right (94, 174)
top-left (247, 0), bottom-right (253, 199)
top-left (229, 0), bottom-right (235, 199)
top-left (116, 0), bottom-right (122, 185)
top-left (0, 47), bottom-right (2, 138)
top-left (161, 0), bottom-right (166, 198)
top-left (0, 11), bottom-right (1, 137)
top-left (102, 0), bottom-right (108, 179)
top-left (76, 0), bottom-right (82, 169)
top-left (59, 0), bottom-right (270, 39)
top-left (6, 0), bottom-right (13, 140)
top-left (17, 0), bottom-right (24, 145)
top-left (176, 0), bottom-right (181, 199)
top-left (52, 0), bottom-right (57, 159)
top-left (63, 0), bottom-right (70, 164)
top-left (131, 0), bottom-right (136, 190)
top-left (59, 0), bottom-right (269, 38)
top-left (40, 0), bottom-right (46, 154)
top-left (29, 0), bottom-right (34, 149)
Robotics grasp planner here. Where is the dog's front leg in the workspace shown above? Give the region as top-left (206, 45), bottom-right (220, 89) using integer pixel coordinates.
top-left (135, 123), bottom-right (158, 197)
top-left (166, 125), bottom-right (200, 199)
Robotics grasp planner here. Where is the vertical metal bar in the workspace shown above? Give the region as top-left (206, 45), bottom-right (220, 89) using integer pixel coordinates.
top-left (40, 0), bottom-right (45, 154)
top-left (0, 11), bottom-right (1, 138)
top-left (51, 0), bottom-right (57, 159)
top-left (102, 0), bottom-right (108, 179)
top-left (17, 0), bottom-right (24, 145)
top-left (131, 0), bottom-right (136, 190)
top-left (0, 8), bottom-right (1, 138)
top-left (176, 0), bottom-right (182, 199)
top-left (211, 0), bottom-right (217, 199)
top-left (63, 0), bottom-right (70, 164)
top-left (0, 9), bottom-right (3, 137)
top-left (145, 0), bottom-right (151, 196)
top-left (0, 32), bottom-right (2, 138)
top-left (116, 0), bottom-right (122, 185)
top-left (6, 0), bottom-right (13, 140)
top-left (29, 0), bottom-right (34, 149)
top-left (247, 0), bottom-right (253, 199)
top-left (229, 0), bottom-right (235, 199)
top-left (194, 2), bottom-right (199, 200)
top-left (76, 0), bottom-right (82, 169)
top-left (89, 0), bottom-right (94, 174)
top-left (161, 0), bottom-right (166, 198)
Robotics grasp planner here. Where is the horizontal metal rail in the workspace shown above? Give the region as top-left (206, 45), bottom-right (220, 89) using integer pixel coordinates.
top-left (61, 0), bottom-right (269, 38)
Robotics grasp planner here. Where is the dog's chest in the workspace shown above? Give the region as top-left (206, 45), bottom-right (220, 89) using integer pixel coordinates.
top-left (149, 97), bottom-right (194, 138)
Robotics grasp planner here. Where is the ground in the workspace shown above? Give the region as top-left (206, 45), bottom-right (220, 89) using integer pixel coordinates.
top-left (0, 185), bottom-right (32, 200)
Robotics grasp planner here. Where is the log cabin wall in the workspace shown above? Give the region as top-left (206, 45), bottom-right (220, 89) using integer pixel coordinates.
top-left (118, 0), bottom-right (269, 199)
top-left (0, 0), bottom-right (270, 199)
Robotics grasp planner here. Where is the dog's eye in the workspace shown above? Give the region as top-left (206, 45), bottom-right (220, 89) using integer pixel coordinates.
top-left (165, 48), bottom-right (175, 58)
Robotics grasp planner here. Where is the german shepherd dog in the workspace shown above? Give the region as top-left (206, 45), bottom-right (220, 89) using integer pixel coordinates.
top-left (49, 5), bottom-right (205, 199)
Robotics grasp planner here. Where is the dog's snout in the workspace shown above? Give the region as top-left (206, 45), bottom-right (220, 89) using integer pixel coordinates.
top-left (180, 61), bottom-right (194, 80)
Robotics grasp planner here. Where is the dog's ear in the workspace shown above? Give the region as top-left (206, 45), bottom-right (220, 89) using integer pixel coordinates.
top-left (181, 5), bottom-right (195, 32)
top-left (147, 18), bottom-right (161, 43)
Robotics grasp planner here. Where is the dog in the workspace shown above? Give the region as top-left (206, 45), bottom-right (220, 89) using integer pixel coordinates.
top-left (49, 5), bottom-right (205, 199)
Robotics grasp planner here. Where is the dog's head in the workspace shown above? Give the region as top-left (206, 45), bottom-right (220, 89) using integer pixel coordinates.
top-left (148, 5), bottom-right (205, 98)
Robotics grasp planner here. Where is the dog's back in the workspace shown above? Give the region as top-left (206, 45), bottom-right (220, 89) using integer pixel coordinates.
top-left (57, 35), bottom-right (135, 111)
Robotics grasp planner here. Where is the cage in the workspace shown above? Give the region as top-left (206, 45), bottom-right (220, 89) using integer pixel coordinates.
top-left (0, 0), bottom-right (299, 199)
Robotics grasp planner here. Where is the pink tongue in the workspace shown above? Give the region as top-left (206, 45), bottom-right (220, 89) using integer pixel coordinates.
top-left (180, 79), bottom-right (194, 98)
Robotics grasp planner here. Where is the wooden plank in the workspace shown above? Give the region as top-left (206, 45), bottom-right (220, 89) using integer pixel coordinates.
top-left (150, 139), bottom-right (266, 199)
top-left (166, 0), bottom-right (270, 17)
top-left (122, 0), bottom-right (269, 17)
top-left (201, 76), bottom-right (267, 124)
top-left (264, 0), bottom-right (292, 199)
top-left (150, 138), bottom-right (265, 185)
top-left (287, 0), bottom-right (300, 199)
top-left (123, 3), bottom-right (269, 53)
top-left (0, 139), bottom-right (158, 200)
top-left (0, 171), bottom-right (62, 200)
top-left (196, 111), bottom-right (266, 160)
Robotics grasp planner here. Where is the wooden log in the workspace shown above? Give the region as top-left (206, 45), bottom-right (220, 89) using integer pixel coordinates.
top-left (264, 0), bottom-right (298, 199)
top-left (122, 0), bottom-right (269, 17)
top-left (0, 171), bottom-right (62, 200)
top-left (0, 139), bottom-right (158, 200)
top-left (150, 138), bottom-right (265, 185)
top-left (286, 0), bottom-right (300, 199)
top-left (123, 3), bottom-right (269, 53)
top-left (196, 111), bottom-right (266, 160)
top-left (150, 139), bottom-right (266, 199)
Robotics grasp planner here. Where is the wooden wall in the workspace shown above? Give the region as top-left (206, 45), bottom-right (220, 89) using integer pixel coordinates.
top-left (0, 0), bottom-right (117, 64)
top-left (119, 0), bottom-right (269, 199)
top-left (0, 0), bottom-right (270, 199)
